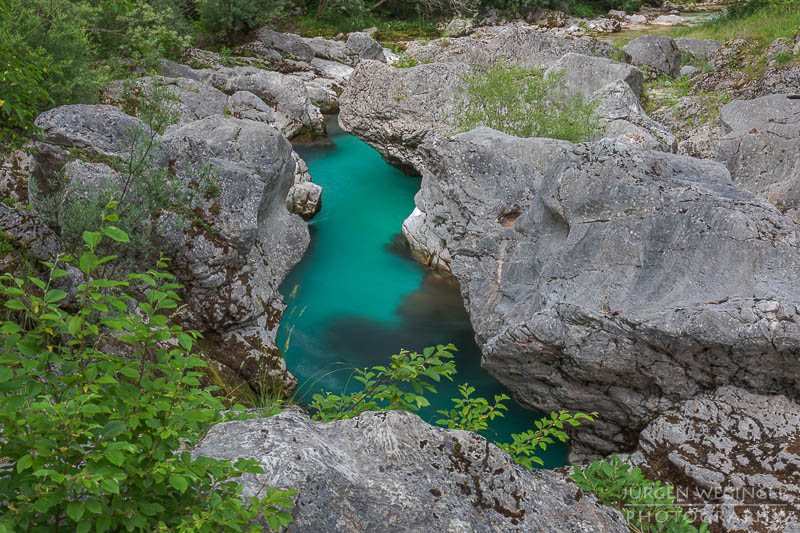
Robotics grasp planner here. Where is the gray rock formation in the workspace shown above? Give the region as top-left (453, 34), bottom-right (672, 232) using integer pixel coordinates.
top-left (251, 28), bottom-right (315, 62)
top-left (623, 36), bottom-right (681, 77)
top-left (716, 94), bottom-right (800, 222)
top-left (544, 52), bottom-right (644, 99)
top-left (402, 128), bottom-right (800, 455)
top-left (629, 387), bottom-right (800, 533)
top-left (287, 151), bottom-right (322, 219)
top-left (339, 60), bottom-right (470, 175)
top-left (679, 65), bottom-right (700, 77)
top-left (340, 54), bottom-right (674, 174)
top-left (28, 105), bottom-right (309, 391)
top-left (194, 409), bottom-right (628, 533)
top-left (345, 31), bottom-right (385, 62)
top-left (208, 67), bottom-right (324, 138)
top-left (591, 80), bottom-right (677, 152)
top-left (405, 24), bottom-right (625, 68)
top-left (674, 37), bottom-right (721, 61)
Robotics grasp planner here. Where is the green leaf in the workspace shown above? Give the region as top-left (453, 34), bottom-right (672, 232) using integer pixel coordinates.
top-left (0, 367), bottom-right (13, 383)
top-left (76, 521), bottom-right (91, 533)
top-left (169, 474), bottom-right (188, 493)
top-left (105, 448), bottom-right (125, 467)
top-left (100, 477), bottom-right (119, 494)
top-left (101, 420), bottom-right (126, 438)
top-left (96, 515), bottom-right (111, 533)
top-left (103, 226), bottom-right (130, 243)
top-left (82, 231), bottom-right (102, 249)
top-left (66, 501), bottom-right (85, 522)
top-left (16, 453), bottom-right (32, 473)
top-left (44, 289), bottom-right (67, 303)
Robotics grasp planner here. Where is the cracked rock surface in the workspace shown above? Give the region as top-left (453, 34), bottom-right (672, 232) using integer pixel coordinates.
top-left (716, 94), bottom-right (800, 223)
top-left (194, 409), bottom-right (628, 533)
top-left (402, 128), bottom-right (800, 455)
top-left (629, 387), bottom-right (800, 533)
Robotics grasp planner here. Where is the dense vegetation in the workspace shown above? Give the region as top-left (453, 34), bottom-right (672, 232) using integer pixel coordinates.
top-left (0, 218), bottom-right (295, 532)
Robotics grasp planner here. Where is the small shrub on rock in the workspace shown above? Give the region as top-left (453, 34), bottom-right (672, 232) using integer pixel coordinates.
top-left (455, 60), bottom-right (600, 142)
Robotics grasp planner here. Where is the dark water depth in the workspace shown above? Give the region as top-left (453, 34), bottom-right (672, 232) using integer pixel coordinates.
top-left (278, 117), bottom-right (567, 468)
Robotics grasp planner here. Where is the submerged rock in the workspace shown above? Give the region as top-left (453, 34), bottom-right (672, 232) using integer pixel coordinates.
top-left (403, 128), bottom-right (800, 455)
top-left (716, 94), bottom-right (800, 222)
top-left (194, 409), bottom-right (628, 533)
top-left (629, 387), bottom-right (800, 532)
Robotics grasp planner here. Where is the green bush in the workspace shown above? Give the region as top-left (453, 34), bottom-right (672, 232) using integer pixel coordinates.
top-left (0, 212), bottom-right (295, 532)
top-left (198, 0), bottom-right (286, 38)
top-left (308, 344), bottom-right (458, 421)
top-left (570, 455), bottom-right (708, 533)
top-left (455, 60), bottom-right (600, 142)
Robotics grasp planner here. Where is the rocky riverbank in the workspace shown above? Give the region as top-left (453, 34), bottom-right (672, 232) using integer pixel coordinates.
top-left (3, 11), bottom-right (800, 530)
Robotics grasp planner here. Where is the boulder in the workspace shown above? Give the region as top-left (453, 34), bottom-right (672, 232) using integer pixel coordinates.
top-left (227, 90), bottom-right (276, 123)
top-left (679, 65), bottom-right (700, 77)
top-left (101, 76), bottom-right (228, 126)
top-left (629, 14), bottom-right (647, 24)
top-left (287, 151), bottom-right (322, 220)
top-left (674, 37), bottom-right (722, 61)
top-left (623, 35), bottom-right (681, 77)
top-left (544, 52), bottom-right (644, 99)
top-left (339, 60), bottom-right (470, 175)
top-left (591, 80), bottom-right (677, 152)
top-left (208, 67), bottom-right (324, 138)
top-left (194, 410), bottom-right (628, 532)
top-left (716, 94), bottom-right (800, 222)
top-left (345, 31), bottom-right (385, 62)
top-left (629, 387), bottom-right (800, 532)
top-left (252, 28), bottom-right (315, 62)
top-left (651, 14), bottom-right (686, 25)
top-left (28, 105), bottom-right (309, 391)
top-left (402, 128), bottom-right (800, 455)
top-left (404, 24), bottom-right (626, 69)
top-left (302, 36), bottom-right (350, 64)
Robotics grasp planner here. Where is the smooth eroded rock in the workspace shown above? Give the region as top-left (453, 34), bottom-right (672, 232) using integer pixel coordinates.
top-left (403, 128), bottom-right (800, 455)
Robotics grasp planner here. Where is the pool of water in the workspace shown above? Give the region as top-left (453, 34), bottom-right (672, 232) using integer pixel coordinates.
top-left (278, 117), bottom-right (568, 468)
top-left (602, 8), bottom-right (723, 42)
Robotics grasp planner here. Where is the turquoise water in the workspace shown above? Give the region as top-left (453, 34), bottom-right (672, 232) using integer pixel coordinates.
top-left (278, 117), bottom-right (567, 468)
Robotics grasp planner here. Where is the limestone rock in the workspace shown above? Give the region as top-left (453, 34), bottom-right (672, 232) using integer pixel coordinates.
top-left (623, 35), bottom-right (681, 77)
top-left (339, 60), bottom-right (469, 175)
top-left (716, 94), bottom-right (800, 222)
top-left (651, 14), bottom-right (686, 25)
top-left (194, 410), bottom-right (628, 532)
top-left (591, 80), bottom-right (677, 152)
top-left (544, 52), bottom-right (644, 100)
top-left (404, 24), bottom-right (625, 69)
top-left (28, 105), bottom-right (309, 389)
top-left (101, 76), bottom-right (227, 126)
top-left (286, 151), bottom-right (322, 220)
top-left (403, 128), bottom-right (800, 455)
top-left (629, 387), bottom-right (800, 532)
top-left (679, 65), bottom-right (700, 77)
top-left (345, 32), bottom-right (385, 62)
top-left (674, 37), bottom-right (722, 61)
top-left (252, 28), bottom-right (315, 62)
top-left (208, 67), bottom-right (324, 138)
